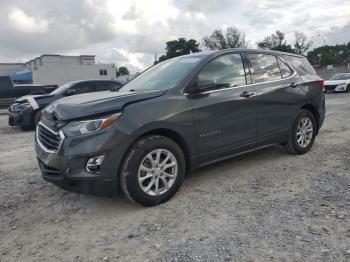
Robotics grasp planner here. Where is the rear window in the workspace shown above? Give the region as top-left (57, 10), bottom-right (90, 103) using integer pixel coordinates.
top-left (282, 55), bottom-right (316, 76)
top-left (247, 53), bottom-right (281, 83)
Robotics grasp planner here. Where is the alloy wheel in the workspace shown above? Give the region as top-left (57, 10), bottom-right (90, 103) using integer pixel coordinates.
top-left (138, 149), bottom-right (178, 196)
top-left (296, 117), bottom-right (314, 148)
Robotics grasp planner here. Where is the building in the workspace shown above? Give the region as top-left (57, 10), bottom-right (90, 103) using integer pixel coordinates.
top-left (1, 54), bottom-right (117, 86)
top-left (0, 63), bottom-right (25, 76)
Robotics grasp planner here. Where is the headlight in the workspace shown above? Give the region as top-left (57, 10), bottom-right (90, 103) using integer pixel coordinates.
top-left (337, 84), bottom-right (346, 89)
top-left (62, 113), bottom-right (122, 136)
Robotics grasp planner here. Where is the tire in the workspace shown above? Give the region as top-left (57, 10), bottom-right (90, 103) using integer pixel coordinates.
top-left (346, 85), bottom-right (350, 93)
top-left (33, 111), bottom-right (41, 127)
top-left (120, 135), bottom-right (185, 206)
top-left (20, 125), bottom-right (33, 131)
top-left (285, 110), bottom-right (316, 155)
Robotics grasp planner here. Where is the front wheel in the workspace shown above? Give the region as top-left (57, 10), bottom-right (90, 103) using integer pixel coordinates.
top-left (120, 135), bottom-right (185, 206)
top-left (285, 110), bottom-right (316, 154)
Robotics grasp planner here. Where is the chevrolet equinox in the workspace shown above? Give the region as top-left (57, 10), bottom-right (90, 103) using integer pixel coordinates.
top-left (35, 49), bottom-right (325, 206)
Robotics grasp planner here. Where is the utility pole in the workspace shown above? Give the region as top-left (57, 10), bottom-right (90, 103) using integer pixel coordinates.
top-left (154, 53), bottom-right (158, 65)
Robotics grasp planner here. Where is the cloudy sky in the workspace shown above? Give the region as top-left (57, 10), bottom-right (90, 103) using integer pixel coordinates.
top-left (0, 0), bottom-right (349, 73)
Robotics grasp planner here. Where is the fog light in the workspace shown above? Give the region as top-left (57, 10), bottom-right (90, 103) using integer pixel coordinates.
top-left (86, 155), bottom-right (105, 173)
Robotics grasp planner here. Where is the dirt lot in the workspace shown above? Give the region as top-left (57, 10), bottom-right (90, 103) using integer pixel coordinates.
top-left (0, 94), bottom-right (350, 262)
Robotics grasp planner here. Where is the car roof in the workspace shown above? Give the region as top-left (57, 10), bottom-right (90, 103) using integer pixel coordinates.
top-left (335, 73), bottom-right (350, 76)
top-left (13, 84), bottom-right (47, 86)
top-left (181, 48), bottom-right (305, 59)
top-left (69, 79), bottom-right (126, 84)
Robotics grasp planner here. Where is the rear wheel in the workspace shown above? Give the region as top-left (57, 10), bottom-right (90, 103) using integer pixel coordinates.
top-left (120, 135), bottom-right (185, 206)
top-left (285, 110), bottom-right (316, 154)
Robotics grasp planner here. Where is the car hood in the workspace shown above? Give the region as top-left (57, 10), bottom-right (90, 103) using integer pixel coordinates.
top-left (324, 80), bottom-right (349, 85)
top-left (45, 90), bottom-right (167, 121)
top-left (16, 94), bottom-right (53, 103)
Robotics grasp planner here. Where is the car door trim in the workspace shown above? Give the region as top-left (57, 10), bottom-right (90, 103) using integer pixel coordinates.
top-left (184, 71), bottom-right (297, 95)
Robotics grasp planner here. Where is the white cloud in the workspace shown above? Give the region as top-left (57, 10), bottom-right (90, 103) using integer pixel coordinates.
top-left (8, 7), bottom-right (48, 34)
top-left (0, 0), bottom-right (350, 73)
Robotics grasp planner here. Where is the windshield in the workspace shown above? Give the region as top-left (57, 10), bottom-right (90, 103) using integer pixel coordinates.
top-left (50, 82), bottom-right (75, 95)
top-left (329, 74), bottom-right (350, 80)
top-left (119, 56), bottom-right (203, 92)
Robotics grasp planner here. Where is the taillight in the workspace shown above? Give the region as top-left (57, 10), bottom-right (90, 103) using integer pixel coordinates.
top-left (318, 79), bottom-right (324, 89)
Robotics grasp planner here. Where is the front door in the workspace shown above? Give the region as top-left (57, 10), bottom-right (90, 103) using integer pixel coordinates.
top-left (187, 53), bottom-right (257, 164)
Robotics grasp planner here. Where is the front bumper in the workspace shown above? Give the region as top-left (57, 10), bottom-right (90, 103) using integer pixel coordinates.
top-left (324, 84), bottom-right (347, 92)
top-left (8, 108), bottom-right (34, 127)
top-left (35, 123), bottom-right (132, 196)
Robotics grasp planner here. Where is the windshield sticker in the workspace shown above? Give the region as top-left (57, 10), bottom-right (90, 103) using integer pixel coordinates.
top-left (27, 96), bottom-right (39, 110)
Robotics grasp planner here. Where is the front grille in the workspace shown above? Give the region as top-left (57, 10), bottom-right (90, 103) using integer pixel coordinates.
top-left (324, 85), bottom-right (337, 91)
top-left (37, 123), bottom-right (63, 152)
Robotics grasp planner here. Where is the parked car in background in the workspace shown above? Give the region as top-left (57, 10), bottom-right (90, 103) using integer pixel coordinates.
top-left (324, 73), bottom-right (350, 92)
top-left (9, 79), bottom-right (125, 130)
top-left (0, 76), bottom-right (58, 108)
top-left (35, 49), bottom-right (325, 206)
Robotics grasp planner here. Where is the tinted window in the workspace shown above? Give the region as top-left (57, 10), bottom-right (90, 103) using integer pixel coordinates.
top-left (72, 82), bottom-right (96, 94)
top-left (247, 53), bottom-right (281, 83)
top-left (277, 58), bottom-right (293, 78)
top-left (282, 55), bottom-right (316, 76)
top-left (50, 82), bottom-right (75, 95)
top-left (96, 81), bottom-right (121, 91)
top-left (198, 53), bottom-right (246, 91)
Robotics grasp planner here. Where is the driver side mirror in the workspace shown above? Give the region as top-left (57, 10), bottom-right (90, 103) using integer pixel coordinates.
top-left (187, 77), bottom-right (216, 94)
top-left (65, 89), bottom-right (76, 96)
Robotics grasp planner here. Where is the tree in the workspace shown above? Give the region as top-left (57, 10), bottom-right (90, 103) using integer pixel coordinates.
top-left (257, 30), bottom-right (294, 53)
top-left (307, 42), bottom-right (350, 66)
top-left (203, 27), bottom-right (248, 50)
top-left (117, 66), bottom-right (129, 76)
top-left (156, 38), bottom-right (201, 63)
top-left (294, 31), bottom-right (312, 55)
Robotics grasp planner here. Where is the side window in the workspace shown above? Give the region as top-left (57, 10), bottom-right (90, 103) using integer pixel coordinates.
top-left (96, 81), bottom-right (120, 91)
top-left (198, 53), bottom-right (246, 91)
top-left (247, 53), bottom-right (281, 83)
top-left (72, 82), bottom-right (96, 94)
top-left (277, 58), bottom-right (293, 78)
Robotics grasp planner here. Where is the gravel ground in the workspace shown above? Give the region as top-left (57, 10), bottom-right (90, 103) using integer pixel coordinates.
top-left (0, 93), bottom-right (350, 262)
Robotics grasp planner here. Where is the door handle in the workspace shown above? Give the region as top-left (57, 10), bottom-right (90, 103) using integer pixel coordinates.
top-left (240, 91), bottom-right (255, 98)
top-left (290, 82), bottom-right (298, 88)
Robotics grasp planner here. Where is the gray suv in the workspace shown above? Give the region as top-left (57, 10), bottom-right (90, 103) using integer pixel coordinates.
top-left (35, 49), bottom-right (325, 206)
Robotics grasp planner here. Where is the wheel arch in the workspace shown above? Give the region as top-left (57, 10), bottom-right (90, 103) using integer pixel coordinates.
top-left (300, 104), bottom-right (320, 134)
top-left (119, 128), bottom-right (193, 177)
top-left (139, 128), bottom-right (192, 172)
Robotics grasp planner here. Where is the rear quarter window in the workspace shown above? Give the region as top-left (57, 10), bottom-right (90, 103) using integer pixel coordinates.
top-left (282, 55), bottom-right (316, 76)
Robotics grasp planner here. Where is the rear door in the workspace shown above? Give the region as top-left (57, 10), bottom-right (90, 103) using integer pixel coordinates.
top-left (188, 52), bottom-right (257, 163)
top-left (245, 52), bottom-right (302, 146)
